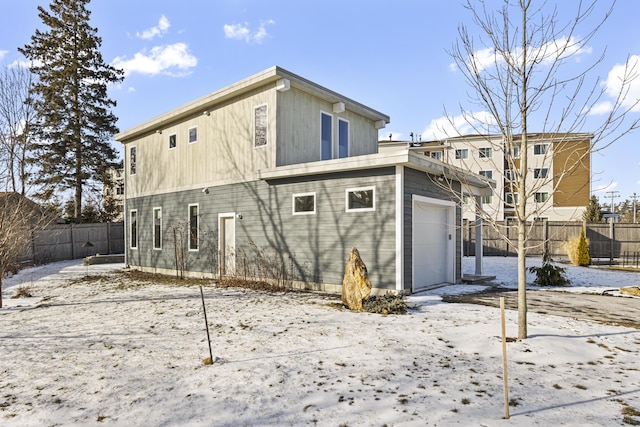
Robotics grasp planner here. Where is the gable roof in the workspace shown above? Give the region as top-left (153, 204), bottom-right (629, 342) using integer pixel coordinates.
top-left (115, 66), bottom-right (390, 144)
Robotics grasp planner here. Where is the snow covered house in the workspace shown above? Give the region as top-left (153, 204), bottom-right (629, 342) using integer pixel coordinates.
top-left (115, 66), bottom-right (490, 294)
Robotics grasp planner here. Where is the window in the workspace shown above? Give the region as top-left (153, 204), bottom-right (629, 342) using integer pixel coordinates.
top-left (188, 126), bottom-right (198, 144)
top-left (169, 134), bottom-right (176, 149)
top-left (346, 186), bottom-right (375, 212)
top-left (189, 204), bottom-right (199, 250)
top-left (512, 146), bottom-right (520, 158)
top-left (293, 192), bottom-right (316, 215)
top-left (535, 192), bottom-right (550, 203)
top-left (478, 147), bottom-right (492, 158)
top-left (534, 168), bottom-right (549, 179)
top-left (455, 148), bottom-right (468, 159)
top-left (254, 104), bottom-right (268, 148)
top-left (338, 118), bottom-right (349, 158)
top-left (116, 183), bottom-right (124, 195)
top-left (479, 170), bottom-right (493, 179)
top-left (130, 146), bottom-right (136, 175)
top-left (430, 151), bottom-right (443, 160)
top-left (130, 210), bottom-right (138, 249)
top-left (481, 195), bottom-right (493, 204)
top-left (321, 112), bottom-right (332, 160)
top-left (462, 195), bottom-right (470, 204)
top-left (534, 143), bottom-right (548, 155)
top-left (505, 192), bottom-right (519, 206)
top-left (504, 169), bottom-right (515, 181)
top-left (153, 207), bottom-right (162, 250)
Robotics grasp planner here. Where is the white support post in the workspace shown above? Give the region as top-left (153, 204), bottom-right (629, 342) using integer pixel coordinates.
top-left (475, 196), bottom-right (483, 276)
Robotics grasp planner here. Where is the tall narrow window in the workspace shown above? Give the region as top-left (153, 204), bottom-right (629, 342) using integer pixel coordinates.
top-left (321, 112), bottom-right (332, 160)
top-left (189, 204), bottom-right (199, 250)
top-left (153, 207), bottom-right (162, 250)
top-left (130, 146), bottom-right (137, 175)
top-left (188, 126), bottom-right (198, 144)
top-left (338, 118), bottom-right (349, 158)
top-left (130, 210), bottom-right (138, 249)
top-left (169, 134), bottom-right (176, 149)
top-left (254, 104), bottom-right (268, 147)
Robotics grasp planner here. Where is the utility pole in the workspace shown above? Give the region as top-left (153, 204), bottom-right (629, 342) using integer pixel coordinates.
top-left (632, 192), bottom-right (638, 224)
top-left (606, 190), bottom-right (620, 214)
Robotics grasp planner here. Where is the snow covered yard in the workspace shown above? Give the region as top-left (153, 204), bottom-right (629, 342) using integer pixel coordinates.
top-left (0, 259), bottom-right (639, 426)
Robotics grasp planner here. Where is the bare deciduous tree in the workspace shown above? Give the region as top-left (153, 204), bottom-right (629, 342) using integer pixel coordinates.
top-left (0, 64), bottom-right (36, 195)
top-left (446, 0), bottom-right (639, 339)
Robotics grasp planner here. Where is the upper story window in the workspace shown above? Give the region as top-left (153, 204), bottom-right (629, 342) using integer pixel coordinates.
top-left (293, 192), bottom-right (316, 215)
top-left (189, 204), bottom-right (199, 251)
top-left (534, 143), bottom-right (548, 155)
top-left (512, 146), bottom-right (520, 158)
top-left (169, 134), bottom-right (176, 149)
top-left (188, 126), bottom-right (198, 144)
top-left (116, 183), bottom-right (124, 195)
top-left (505, 192), bottom-right (519, 206)
top-left (338, 118), bottom-right (349, 158)
top-left (321, 112), bottom-right (332, 160)
top-left (254, 104), bottom-right (268, 148)
top-left (478, 147), bottom-right (492, 158)
top-left (535, 192), bottom-right (550, 203)
top-left (481, 195), bottom-right (493, 204)
top-left (346, 186), bottom-right (375, 212)
top-left (430, 151), bottom-right (443, 160)
top-left (479, 170), bottom-right (493, 180)
top-left (130, 146), bottom-right (137, 175)
top-left (534, 168), bottom-right (549, 179)
top-left (455, 148), bottom-right (468, 159)
top-left (153, 207), bottom-right (162, 250)
top-left (505, 169), bottom-right (515, 181)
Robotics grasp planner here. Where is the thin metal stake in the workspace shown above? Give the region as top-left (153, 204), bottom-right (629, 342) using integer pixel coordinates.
top-left (200, 286), bottom-right (214, 364)
top-left (501, 296), bottom-right (510, 419)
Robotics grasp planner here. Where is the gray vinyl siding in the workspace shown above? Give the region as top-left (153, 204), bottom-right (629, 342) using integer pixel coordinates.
top-left (126, 167), bottom-right (397, 290)
top-left (403, 167), bottom-right (463, 291)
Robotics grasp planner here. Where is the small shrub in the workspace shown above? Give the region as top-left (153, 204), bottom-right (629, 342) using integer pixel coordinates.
top-left (529, 253), bottom-right (570, 287)
top-left (363, 294), bottom-right (407, 315)
top-left (565, 228), bottom-right (591, 266)
top-left (11, 285), bottom-right (33, 299)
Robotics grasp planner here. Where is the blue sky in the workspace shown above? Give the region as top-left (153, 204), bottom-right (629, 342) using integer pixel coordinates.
top-left (2, 0), bottom-right (640, 205)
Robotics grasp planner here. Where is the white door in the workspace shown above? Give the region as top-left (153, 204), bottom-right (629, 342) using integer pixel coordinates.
top-left (412, 197), bottom-right (455, 292)
top-left (219, 214), bottom-right (236, 276)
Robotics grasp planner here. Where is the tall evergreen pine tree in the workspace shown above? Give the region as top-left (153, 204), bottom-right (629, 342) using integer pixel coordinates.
top-left (582, 195), bottom-right (604, 223)
top-left (19, 0), bottom-right (123, 223)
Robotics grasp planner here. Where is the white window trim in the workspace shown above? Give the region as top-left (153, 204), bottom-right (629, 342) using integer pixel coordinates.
top-left (169, 133), bottom-right (177, 150)
top-left (129, 145), bottom-right (137, 175)
top-left (129, 209), bottom-right (138, 249)
top-left (292, 192), bottom-right (316, 215)
top-left (188, 126), bottom-right (198, 144)
top-left (338, 117), bottom-right (350, 158)
top-left (254, 104), bottom-right (268, 148)
top-left (455, 148), bottom-right (468, 160)
top-left (345, 186), bottom-right (376, 212)
top-left (153, 207), bottom-right (162, 250)
top-left (478, 147), bottom-right (492, 158)
top-left (188, 203), bottom-right (199, 251)
top-left (534, 143), bottom-right (549, 155)
top-left (320, 111), bottom-right (333, 160)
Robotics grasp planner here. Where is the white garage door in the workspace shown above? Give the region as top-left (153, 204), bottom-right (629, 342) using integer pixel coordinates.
top-left (412, 196), bottom-right (455, 292)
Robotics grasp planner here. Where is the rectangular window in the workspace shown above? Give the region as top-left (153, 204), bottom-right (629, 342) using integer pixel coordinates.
top-left (254, 104), bottom-right (268, 148)
top-left (462, 195), bottom-right (469, 204)
top-left (169, 134), bottom-right (176, 149)
top-left (130, 210), bottom-right (138, 249)
top-left (338, 118), bottom-right (349, 158)
top-left (478, 147), bottom-right (492, 158)
top-left (116, 183), bottom-right (124, 195)
top-left (455, 148), bottom-right (468, 159)
top-left (188, 126), bottom-right (198, 144)
top-left (534, 168), bottom-right (549, 179)
top-left (505, 192), bottom-right (519, 206)
top-left (292, 192), bottom-right (316, 215)
top-left (481, 195), bottom-right (493, 204)
top-left (505, 169), bottom-right (515, 181)
top-left (321, 112), bottom-right (332, 160)
top-left (153, 207), bottom-right (162, 250)
top-left (534, 143), bottom-right (548, 155)
top-left (535, 192), bottom-right (550, 203)
top-left (346, 186), bottom-right (375, 212)
top-left (430, 151), bottom-right (443, 160)
top-left (189, 204), bottom-right (199, 250)
top-left (512, 146), bottom-right (520, 158)
top-left (130, 146), bottom-right (137, 175)
top-left (479, 170), bottom-right (493, 179)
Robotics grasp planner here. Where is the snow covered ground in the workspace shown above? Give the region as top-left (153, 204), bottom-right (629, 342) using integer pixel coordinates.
top-left (0, 257), bottom-right (639, 426)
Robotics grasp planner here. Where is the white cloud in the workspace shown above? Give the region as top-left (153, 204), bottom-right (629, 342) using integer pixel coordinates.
top-left (224, 20), bottom-right (275, 44)
top-left (594, 55), bottom-right (640, 114)
top-left (112, 43), bottom-right (198, 77)
top-left (136, 15), bottom-right (170, 40)
top-left (0, 50), bottom-right (7, 61)
top-left (456, 36), bottom-right (591, 73)
top-left (422, 111), bottom-right (496, 140)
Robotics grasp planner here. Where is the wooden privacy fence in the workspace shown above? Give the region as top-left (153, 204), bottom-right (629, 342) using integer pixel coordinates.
top-left (463, 220), bottom-right (640, 261)
top-left (22, 222), bottom-right (124, 263)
